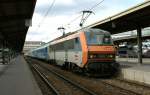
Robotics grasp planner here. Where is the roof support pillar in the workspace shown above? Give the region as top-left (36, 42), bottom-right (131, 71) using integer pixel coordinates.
top-left (0, 38), bottom-right (9, 64)
top-left (137, 27), bottom-right (142, 64)
top-left (2, 40), bottom-right (5, 64)
top-left (0, 34), bottom-right (4, 64)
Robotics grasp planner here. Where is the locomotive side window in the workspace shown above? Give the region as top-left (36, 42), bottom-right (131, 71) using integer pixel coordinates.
top-left (74, 37), bottom-right (81, 51)
top-left (75, 38), bottom-right (79, 43)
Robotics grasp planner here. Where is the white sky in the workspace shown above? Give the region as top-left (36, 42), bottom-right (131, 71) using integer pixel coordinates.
top-left (26, 0), bottom-right (145, 42)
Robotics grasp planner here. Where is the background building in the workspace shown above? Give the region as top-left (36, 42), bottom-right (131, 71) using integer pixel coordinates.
top-left (23, 41), bottom-right (45, 53)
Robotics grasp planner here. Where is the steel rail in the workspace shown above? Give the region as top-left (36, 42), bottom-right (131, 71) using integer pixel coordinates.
top-left (39, 64), bottom-right (99, 95)
top-left (101, 80), bottom-right (141, 95)
top-left (32, 64), bottom-right (60, 95)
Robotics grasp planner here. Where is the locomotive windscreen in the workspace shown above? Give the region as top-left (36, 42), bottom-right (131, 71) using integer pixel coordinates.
top-left (85, 29), bottom-right (113, 45)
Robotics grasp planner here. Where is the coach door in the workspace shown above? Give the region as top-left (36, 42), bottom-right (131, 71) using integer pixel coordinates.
top-left (63, 41), bottom-right (67, 62)
top-left (74, 37), bottom-right (82, 65)
top-left (49, 45), bottom-right (55, 62)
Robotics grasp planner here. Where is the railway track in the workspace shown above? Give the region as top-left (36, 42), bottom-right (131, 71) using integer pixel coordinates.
top-left (100, 80), bottom-right (141, 95)
top-left (33, 63), bottom-right (98, 95)
top-left (32, 64), bottom-right (60, 95)
top-left (27, 58), bottom-right (150, 95)
top-left (36, 63), bottom-right (140, 95)
top-left (100, 78), bottom-right (150, 95)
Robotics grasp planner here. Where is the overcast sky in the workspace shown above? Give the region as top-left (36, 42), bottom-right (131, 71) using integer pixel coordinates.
top-left (26, 0), bottom-right (145, 42)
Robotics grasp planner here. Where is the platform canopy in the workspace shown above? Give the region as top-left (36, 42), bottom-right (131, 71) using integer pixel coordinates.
top-left (88, 1), bottom-right (150, 34)
top-left (113, 35), bottom-right (150, 44)
top-left (85, 1), bottom-right (150, 64)
top-left (0, 0), bottom-right (36, 52)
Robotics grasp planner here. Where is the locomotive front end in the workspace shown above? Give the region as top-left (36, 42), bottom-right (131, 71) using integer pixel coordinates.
top-left (83, 29), bottom-right (119, 75)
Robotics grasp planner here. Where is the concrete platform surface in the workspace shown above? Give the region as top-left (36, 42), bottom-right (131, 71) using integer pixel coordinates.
top-left (0, 64), bottom-right (7, 71)
top-left (0, 55), bottom-right (42, 95)
top-left (119, 61), bottom-right (150, 85)
top-left (117, 57), bottom-right (150, 64)
top-left (0, 64), bottom-right (8, 76)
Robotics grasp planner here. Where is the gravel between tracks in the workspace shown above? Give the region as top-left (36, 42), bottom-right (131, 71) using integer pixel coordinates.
top-left (35, 64), bottom-right (91, 95)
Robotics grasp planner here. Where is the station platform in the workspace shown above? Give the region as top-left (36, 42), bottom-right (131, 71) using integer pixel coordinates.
top-left (117, 57), bottom-right (150, 64)
top-left (0, 55), bottom-right (42, 95)
top-left (117, 58), bottom-right (150, 85)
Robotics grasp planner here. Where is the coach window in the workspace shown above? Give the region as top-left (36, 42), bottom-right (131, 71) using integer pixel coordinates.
top-left (50, 45), bottom-right (54, 51)
top-left (57, 43), bottom-right (61, 50)
top-left (67, 39), bottom-right (74, 49)
top-left (60, 42), bottom-right (64, 50)
top-left (54, 44), bottom-right (58, 50)
top-left (64, 41), bottom-right (67, 50)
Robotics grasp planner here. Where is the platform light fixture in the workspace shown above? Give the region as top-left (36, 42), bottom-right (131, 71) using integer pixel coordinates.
top-left (25, 19), bottom-right (32, 27)
top-left (111, 22), bottom-right (116, 28)
top-left (58, 27), bottom-right (65, 36)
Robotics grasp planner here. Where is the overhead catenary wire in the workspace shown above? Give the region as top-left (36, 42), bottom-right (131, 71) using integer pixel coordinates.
top-left (39, 0), bottom-right (56, 26)
top-left (89, 0), bottom-right (105, 11)
top-left (79, 0), bottom-right (105, 27)
top-left (37, 0), bottom-right (105, 28)
top-left (36, 0), bottom-right (105, 34)
top-left (79, 10), bottom-right (93, 27)
top-left (30, 0), bottom-right (106, 42)
top-left (35, 0), bottom-right (56, 32)
top-left (63, 14), bottom-right (82, 27)
top-left (65, 0), bottom-right (105, 28)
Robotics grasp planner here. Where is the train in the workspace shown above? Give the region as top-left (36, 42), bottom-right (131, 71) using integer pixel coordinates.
top-left (117, 42), bottom-right (150, 58)
top-left (27, 28), bottom-right (120, 76)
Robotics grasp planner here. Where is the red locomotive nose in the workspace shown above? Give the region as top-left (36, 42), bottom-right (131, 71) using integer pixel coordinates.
top-left (88, 46), bottom-right (115, 54)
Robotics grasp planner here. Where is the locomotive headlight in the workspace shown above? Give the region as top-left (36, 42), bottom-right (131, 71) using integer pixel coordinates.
top-left (107, 54), bottom-right (114, 58)
top-left (89, 54), bottom-right (115, 59)
top-left (109, 55), bottom-right (113, 58)
top-left (89, 54), bottom-right (96, 59)
top-left (90, 55), bottom-right (94, 59)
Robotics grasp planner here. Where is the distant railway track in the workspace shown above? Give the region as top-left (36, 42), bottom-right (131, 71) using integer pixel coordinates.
top-left (100, 78), bottom-right (150, 95)
top-left (27, 57), bottom-right (150, 95)
top-left (100, 80), bottom-right (141, 95)
top-left (116, 78), bottom-right (150, 89)
top-left (32, 63), bottom-right (98, 95)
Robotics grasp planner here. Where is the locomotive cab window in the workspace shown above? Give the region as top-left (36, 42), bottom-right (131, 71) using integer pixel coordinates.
top-left (103, 35), bottom-right (112, 44)
top-left (86, 30), bottom-right (113, 45)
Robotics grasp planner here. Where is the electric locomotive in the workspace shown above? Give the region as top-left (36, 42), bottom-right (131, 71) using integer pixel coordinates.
top-left (27, 28), bottom-right (119, 76)
top-left (48, 28), bottom-right (119, 75)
